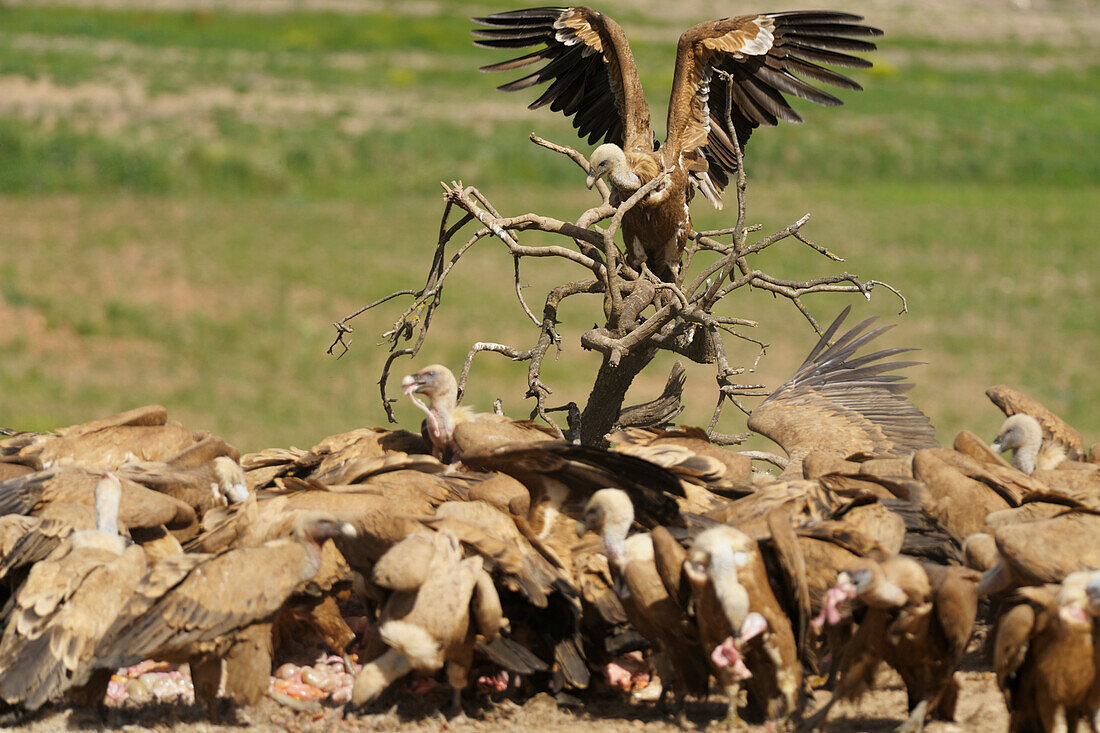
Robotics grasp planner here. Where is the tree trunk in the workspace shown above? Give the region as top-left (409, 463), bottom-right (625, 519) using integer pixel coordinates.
top-left (579, 346), bottom-right (657, 446)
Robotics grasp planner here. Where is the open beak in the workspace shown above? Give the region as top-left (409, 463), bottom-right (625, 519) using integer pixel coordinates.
top-left (585, 169), bottom-right (598, 189)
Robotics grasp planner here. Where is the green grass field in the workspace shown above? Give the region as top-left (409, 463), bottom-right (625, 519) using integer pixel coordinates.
top-left (0, 0), bottom-right (1097, 454)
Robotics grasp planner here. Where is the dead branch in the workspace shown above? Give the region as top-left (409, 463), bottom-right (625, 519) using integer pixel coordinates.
top-left (332, 99), bottom-right (907, 444)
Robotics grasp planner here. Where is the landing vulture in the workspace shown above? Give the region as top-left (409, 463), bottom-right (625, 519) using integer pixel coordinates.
top-left (474, 7), bottom-right (881, 278)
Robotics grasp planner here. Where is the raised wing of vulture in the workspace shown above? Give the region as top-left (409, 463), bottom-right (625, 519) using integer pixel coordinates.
top-left (748, 306), bottom-right (937, 477)
top-left (474, 7), bottom-right (881, 279)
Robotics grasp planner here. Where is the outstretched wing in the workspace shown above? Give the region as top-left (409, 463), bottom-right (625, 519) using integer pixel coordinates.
top-left (748, 307), bottom-right (936, 469)
top-left (667, 12), bottom-right (881, 204)
top-left (473, 6), bottom-right (653, 151)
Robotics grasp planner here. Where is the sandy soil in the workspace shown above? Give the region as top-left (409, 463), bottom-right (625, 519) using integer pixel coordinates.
top-left (11, 642), bottom-right (1010, 733)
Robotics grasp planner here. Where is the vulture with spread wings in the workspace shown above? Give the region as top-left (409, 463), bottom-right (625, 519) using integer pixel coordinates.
top-left (473, 7), bottom-right (881, 279)
top-left (748, 307), bottom-right (938, 476)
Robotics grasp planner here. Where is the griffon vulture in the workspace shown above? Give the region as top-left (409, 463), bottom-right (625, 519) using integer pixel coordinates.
top-left (474, 7), bottom-right (881, 279)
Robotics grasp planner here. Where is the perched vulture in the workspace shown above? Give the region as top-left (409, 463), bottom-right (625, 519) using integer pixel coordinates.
top-left (474, 7), bottom-right (881, 278)
top-left (987, 384), bottom-right (1085, 464)
top-left (680, 524), bottom-right (802, 726)
top-left (807, 556), bottom-right (980, 732)
top-left (992, 570), bottom-right (1100, 733)
top-left (576, 489), bottom-right (709, 705)
top-left (747, 307), bottom-right (937, 478)
top-left (92, 514), bottom-right (356, 714)
top-left (351, 530), bottom-right (504, 714)
top-left (0, 474), bottom-right (147, 711)
top-left (401, 364), bottom-right (556, 460)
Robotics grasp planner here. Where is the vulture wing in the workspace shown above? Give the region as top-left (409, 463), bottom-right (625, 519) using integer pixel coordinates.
top-left (747, 307), bottom-right (937, 474)
top-left (94, 541), bottom-right (316, 669)
top-left (473, 6), bottom-right (652, 150)
top-left (459, 440), bottom-right (684, 526)
top-left (667, 12), bottom-right (881, 204)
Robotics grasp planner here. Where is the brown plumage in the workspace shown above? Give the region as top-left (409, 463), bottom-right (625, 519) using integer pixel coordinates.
top-left (401, 364), bottom-right (556, 460)
top-left (351, 530), bottom-right (504, 714)
top-left (979, 508), bottom-right (1100, 594)
top-left (114, 455), bottom-right (250, 519)
top-left (992, 570), bottom-right (1100, 732)
top-left (474, 7), bottom-right (880, 279)
top-left (681, 523), bottom-right (802, 726)
top-left (987, 384), bottom-right (1085, 463)
top-left (92, 515), bottom-right (356, 714)
top-left (807, 556), bottom-right (979, 732)
top-left (0, 474), bottom-right (146, 711)
top-left (0, 466), bottom-right (194, 531)
top-left (609, 426), bottom-right (752, 506)
top-left (458, 438), bottom-right (685, 533)
top-left (576, 489), bottom-right (709, 704)
top-left (0, 405), bottom-right (226, 472)
top-left (748, 307), bottom-right (937, 478)
top-left (910, 449), bottom-right (1011, 538)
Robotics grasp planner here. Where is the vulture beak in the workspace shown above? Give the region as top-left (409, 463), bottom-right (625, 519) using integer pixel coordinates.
top-left (225, 482), bottom-right (250, 504)
top-left (575, 520), bottom-right (589, 538)
top-left (401, 373), bottom-right (421, 394)
top-left (990, 437), bottom-right (1004, 453)
top-left (1086, 575), bottom-right (1100, 612)
top-left (585, 169), bottom-right (598, 189)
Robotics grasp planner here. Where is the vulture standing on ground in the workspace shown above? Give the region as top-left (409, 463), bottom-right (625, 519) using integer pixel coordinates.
top-left (92, 514), bottom-right (356, 714)
top-left (575, 489), bottom-right (709, 706)
top-left (807, 556), bottom-right (980, 733)
top-left (351, 529), bottom-right (505, 714)
top-left (747, 306), bottom-right (938, 478)
top-left (992, 570), bottom-right (1100, 733)
top-left (474, 7), bottom-right (881, 279)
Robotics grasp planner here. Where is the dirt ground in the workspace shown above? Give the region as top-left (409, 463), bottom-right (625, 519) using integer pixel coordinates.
top-left (10, 644), bottom-right (1009, 733)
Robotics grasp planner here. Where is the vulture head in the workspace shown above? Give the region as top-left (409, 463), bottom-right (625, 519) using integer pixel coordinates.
top-left (586, 144), bottom-right (640, 192)
top-left (402, 364), bottom-right (459, 456)
top-left (212, 456), bottom-right (249, 504)
top-left (292, 512), bottom-right (357, 546)
top-left (1086, 571), bottom-right (1100, 617)
top-left (577, 488), bottom-right (635, 566)
top-left (684, 526), bottom-right (754, 636)
top-left (1057, 569), bottom-right (1100, 628)
top-left (991, 413), bottom-right (1043, 474)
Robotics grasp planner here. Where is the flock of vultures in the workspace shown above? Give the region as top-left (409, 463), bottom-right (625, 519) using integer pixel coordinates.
top-left (0, 308), bottom-right (1097, 732)
top-left (3, 5), bottom-right (1096, 732)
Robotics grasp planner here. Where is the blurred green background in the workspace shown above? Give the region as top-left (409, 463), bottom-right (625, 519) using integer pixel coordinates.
top-left (0, 0), bottom-right (1096, 454)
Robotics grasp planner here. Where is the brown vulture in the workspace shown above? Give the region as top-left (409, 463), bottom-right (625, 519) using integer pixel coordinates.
top-left (474, 7), bottom-right (881, 279)
top-left (747, 307), bottom-right (938, 478)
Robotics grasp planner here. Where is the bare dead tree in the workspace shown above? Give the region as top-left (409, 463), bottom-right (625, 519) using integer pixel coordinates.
top-left (329, 90), bottom-right (905, 446)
